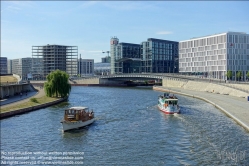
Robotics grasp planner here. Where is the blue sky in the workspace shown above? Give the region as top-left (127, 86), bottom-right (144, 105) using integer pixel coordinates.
top-left (1, 1), bottom-right (249, 62)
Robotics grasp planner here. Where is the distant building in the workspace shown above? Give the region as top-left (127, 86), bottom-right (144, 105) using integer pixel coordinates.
top-left (94, 62), bottom-right (111, 75)
top-left (110, 37), bottom-right (141, 74)
top-left (0, 57), bottom-right (8, 74)
top-left (110, 37), bottom-right (179, 74)
top-left (32, 44), bottom-right (78, 79)
top-left (101, 56), bottom-right (111, 63)
top-left (7, 59), bottom-right (12, 74)
top-left (78, 59), bottom-right (94, 77)
top-left (179, 32), bottom-right (249, 80)
top-left (141, 38), bottom-right (179, 73)
top-left (32, 58), bottom-right (43, 80)
top-left (12, 58), bottom-right (32, 80)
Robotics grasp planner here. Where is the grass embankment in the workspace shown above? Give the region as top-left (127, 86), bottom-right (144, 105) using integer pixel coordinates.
top-left (0, 96), bottom-right (58, 113)
top-left (0, 76), bottom-right (18, 83)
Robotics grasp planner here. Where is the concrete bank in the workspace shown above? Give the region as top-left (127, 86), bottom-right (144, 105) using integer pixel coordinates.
top-left (0, 97), bottom-right (67, 120)
top-left (153, 86), bottom-right (249, 132)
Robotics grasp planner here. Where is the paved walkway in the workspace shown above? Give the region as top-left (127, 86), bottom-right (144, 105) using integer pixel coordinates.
top-left (0, 86), bottom-right (45, 109)
top-left (154, 86), bottom-right (249, 131)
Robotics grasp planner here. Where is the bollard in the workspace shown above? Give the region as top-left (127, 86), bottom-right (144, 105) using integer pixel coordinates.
top-left (248, 96), bottom-right (249, 102)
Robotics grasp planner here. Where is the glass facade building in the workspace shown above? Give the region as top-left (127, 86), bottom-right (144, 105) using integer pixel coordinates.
top-left (0, 57), bottom-right (8, 74)
top-left (141, 38), bottom-right (179, 73)
top-left (110, 37), bottom-right (179, 74)
top-left (94, 62), bottom-right (111, 75)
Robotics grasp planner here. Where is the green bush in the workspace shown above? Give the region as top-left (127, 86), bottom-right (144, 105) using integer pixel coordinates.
top-left (30, 98), bottom-right (38, 103)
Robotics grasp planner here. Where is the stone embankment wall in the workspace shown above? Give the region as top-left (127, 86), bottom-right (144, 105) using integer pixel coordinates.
top-left (162, 79), bottom-right (249, 98)
top-left (74, 78), bottom-right (100, 84)
top-left (74, 78), bottom-right (123, 85)
top-left (0, 97), bottom-right (67, 119)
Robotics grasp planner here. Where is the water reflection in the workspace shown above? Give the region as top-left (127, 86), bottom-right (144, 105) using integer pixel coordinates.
top-left (1, 86), bottom-right (248, 165)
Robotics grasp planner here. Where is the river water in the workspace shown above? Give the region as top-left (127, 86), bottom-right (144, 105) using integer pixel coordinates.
top-left (1, 86), bottom-right (248, 166)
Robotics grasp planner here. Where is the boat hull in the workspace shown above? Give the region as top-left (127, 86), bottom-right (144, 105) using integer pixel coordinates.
top-left (157, 105), bottom-right (180, 114)
top-left (61, 118), bottom-right (94, 131)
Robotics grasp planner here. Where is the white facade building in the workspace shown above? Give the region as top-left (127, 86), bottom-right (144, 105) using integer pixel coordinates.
top-left (12, 58), bottom-right (32, 80)
top-left (7, 59), bottom-right (12, 74)
top-left (179, 32), bottom-right (249, 80)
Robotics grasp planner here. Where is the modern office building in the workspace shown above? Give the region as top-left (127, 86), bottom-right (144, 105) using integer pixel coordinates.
top-left (78, 58), bottom-right (94, 76)
top-left (141, 38), bottom-right (179, 73)
top-left (7, 59), bottom-right (12, 74)
top-left (32, 45), bottom-right (78, 79)
top-left (110, 37), bottom-right (179, 74)
top-left (0, 57), bottom-right (8, 74)
top-left (11, 58), bottom-right (32, 80)
top-left (110, 37), bottom-right (141, 74)
top-left (179, 32), bottom-right (249, 80)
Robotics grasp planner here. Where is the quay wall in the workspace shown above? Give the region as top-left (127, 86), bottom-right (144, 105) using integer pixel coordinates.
top-left (162, 79), bottom-right (248, 98)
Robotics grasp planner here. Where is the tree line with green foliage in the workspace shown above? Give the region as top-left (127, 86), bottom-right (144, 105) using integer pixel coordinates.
top-left (226, 70), bottom-right (249, 81)
top-left (44, 70), bottom-right (71, 98)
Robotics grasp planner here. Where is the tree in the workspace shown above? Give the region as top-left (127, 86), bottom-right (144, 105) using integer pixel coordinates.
top-left (236, 71), bottom-right (242, 81)
top-left (44, 70), bottom-right (71, 98)
top-left (226, 70), bottom-right (232, 80)
top-left (247, 71), bottom-right (249, 80)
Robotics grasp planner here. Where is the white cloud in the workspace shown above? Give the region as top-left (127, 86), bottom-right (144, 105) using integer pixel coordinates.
top-left (1, 1), bottom-right (35, 13)
top-left (156, 31), bottom-right (173, 35)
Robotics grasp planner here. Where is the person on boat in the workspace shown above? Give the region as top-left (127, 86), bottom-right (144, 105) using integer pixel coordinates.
top-left (164, 101), bottom-right (168, 108)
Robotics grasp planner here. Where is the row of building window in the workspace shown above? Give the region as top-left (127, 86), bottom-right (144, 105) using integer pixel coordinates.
top-left (180, 66), bottom-right (226, 72)
top-left (180, 60), bottom-right (227, 67)
top-left (180, 35), bottom-right (227, 48)
top-left (228, 35), bottom-right (248, 44)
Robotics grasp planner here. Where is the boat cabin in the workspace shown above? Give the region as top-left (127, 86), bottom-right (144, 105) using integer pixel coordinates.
top-left (161, 99), bottom-right (178, 107)
top-left (64, 107), bottom-right (93, 122)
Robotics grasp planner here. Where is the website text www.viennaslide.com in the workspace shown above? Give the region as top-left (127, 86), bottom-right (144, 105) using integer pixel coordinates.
top-left (1, 151), bottom-right (84, 165)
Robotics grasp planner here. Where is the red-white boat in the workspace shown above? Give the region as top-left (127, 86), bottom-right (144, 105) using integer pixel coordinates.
top-left (158, 93), bottom-right (180, 114)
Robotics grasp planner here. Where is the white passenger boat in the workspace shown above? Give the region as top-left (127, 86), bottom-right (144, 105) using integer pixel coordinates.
top-left (61, 107), bottom-right (94, 131)
top-left (158, 93), bottom-right (180, 114)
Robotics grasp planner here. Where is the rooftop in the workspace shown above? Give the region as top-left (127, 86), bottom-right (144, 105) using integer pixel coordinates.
top-left (189, 31), bottom-right (247, 40)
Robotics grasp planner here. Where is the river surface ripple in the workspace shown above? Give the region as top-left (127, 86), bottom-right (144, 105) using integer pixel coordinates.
top-left (1, 86), bottom-right (249, 166)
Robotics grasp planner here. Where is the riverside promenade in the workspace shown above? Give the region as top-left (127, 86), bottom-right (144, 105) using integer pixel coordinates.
top-left (153, 86), bottom-right (249, 132)
top-left (0, 86), bottom-right (68, 119)
top-left (0, 86), bottom-right (44, 107)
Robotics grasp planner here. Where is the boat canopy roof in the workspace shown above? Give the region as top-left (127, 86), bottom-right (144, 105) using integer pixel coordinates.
top-left (68, 107), bottom-right (88, 110)
top-left (163, 98), bottom-right (178, 101)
